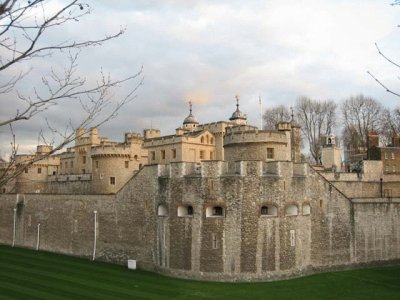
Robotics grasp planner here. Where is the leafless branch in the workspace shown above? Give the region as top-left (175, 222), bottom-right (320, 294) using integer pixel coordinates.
top-left (0, 1), bottom-right (143, 188)
top-left (367, 71), bottom-right (400, 98)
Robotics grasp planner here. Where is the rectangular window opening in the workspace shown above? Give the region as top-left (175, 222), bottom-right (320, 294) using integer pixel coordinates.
top-left (290, 230), bottom-right (295, 247)
top-left (267, 148), bottom-right (274, 159)
top-left (212, 233), bottom-right (218, 249)
top-left (110, 177), bottom-right (116, 185)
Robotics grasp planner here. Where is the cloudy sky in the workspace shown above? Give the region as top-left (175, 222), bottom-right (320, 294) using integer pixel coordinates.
top-left (1, 0), bottom-right (400, 157)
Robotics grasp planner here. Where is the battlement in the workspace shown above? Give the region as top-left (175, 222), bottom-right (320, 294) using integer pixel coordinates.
top-left (91, 144), bottom-right (132, 157)
top-left (48, 173), bottom-right (92, 182)
top-left (157, 160), bottom-right (309, 178)
top-left (224, 129), bottom-right (288, 146)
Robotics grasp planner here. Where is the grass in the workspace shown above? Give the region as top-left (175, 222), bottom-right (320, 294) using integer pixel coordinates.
top-left (0, 245), bottom-right (399, 300)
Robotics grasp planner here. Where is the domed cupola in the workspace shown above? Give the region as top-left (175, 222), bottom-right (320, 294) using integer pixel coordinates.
top-left (229, 95), bottom-right (247, 125)
top-left (183, 101), bottom-right (199, 131)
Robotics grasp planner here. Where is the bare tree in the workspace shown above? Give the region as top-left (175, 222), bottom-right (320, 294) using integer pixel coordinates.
top-left (262, 105), bottom-right (291, 130)
top-left (341, 94), bottom-right (383, 156)
top-left (0, 1), bottom-right (143, 187)
top-left (379, 107), bottom-right (400, 146)
top-left (295, 96), bottom-right (337, 164)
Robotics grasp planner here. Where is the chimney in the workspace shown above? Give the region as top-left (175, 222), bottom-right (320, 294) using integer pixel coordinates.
top-left (368, 131), bottom-right (379, 148)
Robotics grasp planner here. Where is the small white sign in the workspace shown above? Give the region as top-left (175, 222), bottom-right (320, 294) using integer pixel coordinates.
top-left (128, 260), bottom-right (136, 270)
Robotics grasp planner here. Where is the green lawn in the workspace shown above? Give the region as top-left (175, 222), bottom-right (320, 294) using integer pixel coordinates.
top-left (0, 245), bottom-right (399, 300)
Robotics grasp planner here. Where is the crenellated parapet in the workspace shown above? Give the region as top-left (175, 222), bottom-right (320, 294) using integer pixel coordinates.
top-left (157, 160), bottom-right (309, 178)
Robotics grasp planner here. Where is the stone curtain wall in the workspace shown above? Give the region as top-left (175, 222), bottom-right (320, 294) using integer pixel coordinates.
top-left (0, 165), bottom-right (160, 270)
top-left (353, 199), bottom-right (400, 263)
top-left (1, 161), bottom-right (400, 281)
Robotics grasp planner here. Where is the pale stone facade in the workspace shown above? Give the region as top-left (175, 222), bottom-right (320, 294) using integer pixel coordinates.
top-left (321, 134), bottom-right (342, 171)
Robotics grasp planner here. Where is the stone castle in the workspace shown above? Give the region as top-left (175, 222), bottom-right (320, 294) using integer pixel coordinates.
top-left (0, 100), bottom-right (399, 281)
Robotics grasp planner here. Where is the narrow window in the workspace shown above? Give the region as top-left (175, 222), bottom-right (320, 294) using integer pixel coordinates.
top-left (200, 150), bottom-right (205, 160)
top-left (161, 150), bottom-right (165, 160)
top-left (73, 220), bottom-right (78, 233)
top-left (37, 167), bottom-right (42, 174)
top-left (157, 205), bottom-right (168, 216)
top-left (95, 160), bottom-right (99, 168)
top-left (210, 151), bottom-right (214, 160)
top-left (206, 206), bottom-right (224, 217)
top-left (134, 155), bottom-right (138, 161)
top-left (201, 136), bottom-right (204, 143)
top-left (302, 204), bottom-right (311, 215)
top-left (290, 230), bottom-right (296, 247)
top-left (206, 135), bottom-right (209, 144)
top-left (82, 156), bottom-right (86, 164)
top-left (52, 171), bottom-right (56, 175)
top-left (260, 205), bottom-right (278, 216)
top-left (24, 168), bottom-right (28, 173)
top-left (212, 233), bottom-right (218, 249)
top-left (177, 205), bottom-right (193, 217)
top-left (213, 206), bottom-right (223, 216)
top-left (125, 161), bottom-right (129, 168)
top-left (210, 137), bottom-right (214, 144)
top-left (285, 205), bottom-right (298, 216)
top-left (110, 177), bottom-right (116, 185)
top-left (267, 148), bottom-right (274, 159)
top-left (151, 151), bottom-right (156, 161)
top-left (2, 188), bottom-right (5, 194)
top-left (171, 149), bottom-right (177, 159)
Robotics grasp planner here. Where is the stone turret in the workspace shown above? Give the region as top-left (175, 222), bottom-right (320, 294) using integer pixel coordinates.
top-left (321, 134), bottom-right (341, 171)
top-left (182, 101), bottom-right (199, 132)
top-left (229, 95), bottom-right (247, 125)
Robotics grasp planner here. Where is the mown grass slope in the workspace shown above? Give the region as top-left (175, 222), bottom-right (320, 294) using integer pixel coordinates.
top-left (0, 245), bottom-right (399, 300)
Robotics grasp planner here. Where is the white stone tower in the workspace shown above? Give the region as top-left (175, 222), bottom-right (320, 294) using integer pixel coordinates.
top-left (321, 134), bottom-right (342, 171)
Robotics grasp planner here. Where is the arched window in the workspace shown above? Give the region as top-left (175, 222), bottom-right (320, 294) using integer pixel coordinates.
top-left (134, 155), bottom-right (138, 161)
top-left (206, 206), bottom-right (224, 217)
top-left (177, 205), bottom-right (193, 217)
top-left (200, 136), bottom-right (204, 143)
top-left (285, 205), bottom-right (298, 216)
top-left (302, 204), bottom-right (311, 215)
top-left (260, 205), bottom-right (278, 216)
top-left (210, 137), bottom-right (214, 144)
top-left (206, 135), bottom-right (209, 144)
top-left (157, 204), bottom-right (168, 216)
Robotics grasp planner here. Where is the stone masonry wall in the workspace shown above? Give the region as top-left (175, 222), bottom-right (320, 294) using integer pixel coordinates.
top-left (1, 161), bottom-right (400, 282)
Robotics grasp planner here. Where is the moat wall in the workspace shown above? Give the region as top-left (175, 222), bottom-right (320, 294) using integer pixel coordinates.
top-left (0, 161), bottom-right (399, 281)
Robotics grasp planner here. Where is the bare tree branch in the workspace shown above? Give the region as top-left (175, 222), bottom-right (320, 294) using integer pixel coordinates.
top-left (0, 1), bottom-right (143, 188)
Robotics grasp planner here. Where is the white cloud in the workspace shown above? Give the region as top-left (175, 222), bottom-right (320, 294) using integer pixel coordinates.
top-left (1, 0), bottom-right (400, 156)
